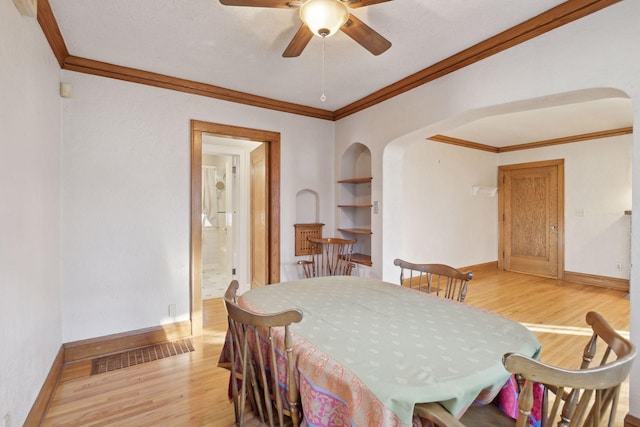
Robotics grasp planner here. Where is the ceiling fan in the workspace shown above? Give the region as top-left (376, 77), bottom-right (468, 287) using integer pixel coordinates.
top-left (219, 0), bottom-right (392, 57)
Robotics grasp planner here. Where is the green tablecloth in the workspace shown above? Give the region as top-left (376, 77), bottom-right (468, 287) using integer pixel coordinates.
top-left (240, 276), bottom-right (541, 426)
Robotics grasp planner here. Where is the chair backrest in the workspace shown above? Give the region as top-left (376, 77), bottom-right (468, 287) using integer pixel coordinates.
top-left (504, 311), bottom-right (636, 427)
top-left (298, 237), bottom-right (356, 278)
top-left (223, 280), bottom-right (304, 427)
top-left (393, 258), bottom-right (473, 302)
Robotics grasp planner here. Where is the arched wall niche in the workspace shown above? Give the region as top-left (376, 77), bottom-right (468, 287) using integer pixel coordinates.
top-left (295, 189), bottom-right (320, 224)
top-left (341, 142), bottom-right (372, 179)
top-left (338, 142), bottom-right (373, 272)
top-left (294, 189), bottom-right (324, 258)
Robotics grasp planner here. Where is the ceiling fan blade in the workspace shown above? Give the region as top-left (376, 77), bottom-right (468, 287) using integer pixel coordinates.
top-left (219, 0), bottom-right (298, 8)
top-left (346, 0), bottom-right (392, 8)
top-left (341, 14), bottom-right (391, 56)
top-left (283, 24), bottom-right (314, 57)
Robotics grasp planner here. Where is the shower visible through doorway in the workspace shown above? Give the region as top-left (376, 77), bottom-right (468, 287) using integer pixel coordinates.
top-left (201, 154), bottom-right (235, 299)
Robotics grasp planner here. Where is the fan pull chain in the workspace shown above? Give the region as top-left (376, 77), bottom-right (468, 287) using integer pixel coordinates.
top-left (320, 34), bottom-right (326, 102)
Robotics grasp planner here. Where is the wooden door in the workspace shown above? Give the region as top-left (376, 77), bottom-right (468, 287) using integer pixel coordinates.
top-left (250, 144), bottom-right (268, 288)
top-left (499, 160), bottom-right (564, 278)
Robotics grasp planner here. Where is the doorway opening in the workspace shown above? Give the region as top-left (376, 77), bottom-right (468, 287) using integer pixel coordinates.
top-left (190, 120), bottom-right (281, 336)
top-left (201, 153), bottom-right (237, 300)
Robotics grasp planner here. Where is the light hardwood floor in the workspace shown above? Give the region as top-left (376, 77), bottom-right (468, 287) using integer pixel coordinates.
top-left (42, 266), bottom-right (631, 426)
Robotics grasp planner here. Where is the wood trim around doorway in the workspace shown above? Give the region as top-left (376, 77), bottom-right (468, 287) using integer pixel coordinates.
top-left (190, 120), bottom-right (281, 336)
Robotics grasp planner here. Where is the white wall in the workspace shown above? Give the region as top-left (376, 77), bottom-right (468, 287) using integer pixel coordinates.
top-left (499, 136), bottom-right (632, 279)
top-left (0, 1), bottom-right (62, 425)
top-left (335, 0), bottom-right (640, 417)
top-left (396, 140), bottom-right (498, 269)
top-left (4, 0), bottom-right (640, 422)
top-left (389, 134), bottom-right (632, 282)
top-left (60, 71), bottom-right (335, 342)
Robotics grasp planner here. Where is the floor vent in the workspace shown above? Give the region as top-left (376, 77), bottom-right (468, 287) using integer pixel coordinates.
top-left (90, 338), bottom-right (195, 375)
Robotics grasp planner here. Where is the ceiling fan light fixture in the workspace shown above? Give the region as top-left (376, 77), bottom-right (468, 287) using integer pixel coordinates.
top-left (300, 0), bottom-right (349, 38)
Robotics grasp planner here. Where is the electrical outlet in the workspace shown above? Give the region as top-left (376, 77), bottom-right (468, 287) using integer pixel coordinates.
top-left (616, 263), bottom-right (623, 271)
top-left (168, 304), bottom-right (176, 318)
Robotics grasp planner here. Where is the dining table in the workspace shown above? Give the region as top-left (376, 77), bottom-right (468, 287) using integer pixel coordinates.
top-left (220, 275), bottom-right (541, 427)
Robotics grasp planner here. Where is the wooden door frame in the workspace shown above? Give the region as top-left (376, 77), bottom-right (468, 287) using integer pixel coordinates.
top-left (190, 120), bottom-right (280, 336)
top-left (498, 159), bottom-right (565, 279)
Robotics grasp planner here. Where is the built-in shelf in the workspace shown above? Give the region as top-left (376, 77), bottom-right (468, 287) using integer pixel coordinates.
top-left (337, 175), bottom-right (372, 240)
top-left (339, 145), bottom-right (372, 268)
top-left (338, 228), bottom-right (373, 235)
top-left (338, 204), bottom-right (373, 208)
top-left (351, 253), bottom-right (372, 266)
top-left (338, 177), bottom-right (372, 184)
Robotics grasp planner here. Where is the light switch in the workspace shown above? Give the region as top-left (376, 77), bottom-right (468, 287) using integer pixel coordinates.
top-left (60, 82), bottom-right (72, 98)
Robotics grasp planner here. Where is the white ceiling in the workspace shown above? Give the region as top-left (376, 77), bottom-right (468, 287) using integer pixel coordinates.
top-left (50, 0), bottom-right (568, 111)
top-left (49, 0), bottom-right (633, 144)
top-left (441, 98), bottom-right (633, 148)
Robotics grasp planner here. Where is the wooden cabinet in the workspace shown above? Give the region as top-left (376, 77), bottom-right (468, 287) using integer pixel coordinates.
top-left (337, 176), bottom-right (372, 266)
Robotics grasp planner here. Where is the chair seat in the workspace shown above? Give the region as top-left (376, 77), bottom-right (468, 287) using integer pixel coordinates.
top-left (459, 402), bottom-right (515, 427)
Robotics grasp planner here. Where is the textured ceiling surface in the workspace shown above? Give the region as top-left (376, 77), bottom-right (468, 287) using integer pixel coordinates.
top-left (442, 98), bottom-right (633, 147)
top-left (50, 0), bottom-right (566, 111)
top-left (49, 1), bottom-right (632, 144)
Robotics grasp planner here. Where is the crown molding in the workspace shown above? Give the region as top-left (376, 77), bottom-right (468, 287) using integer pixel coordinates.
top-left (36, 0), bottom-right (620, 121)
top-left (428, 135), bottom-right (498, 153)
top-left (498, 126), bottom-right (633, 152)
top-left (429, 126), bottom-right (633, 152)
top-left (334, 0), bottom-right (621, 120)
top-left (62, 55), bottom-right (335, 120)
top-left (37, 0), bottom-right (68, 67)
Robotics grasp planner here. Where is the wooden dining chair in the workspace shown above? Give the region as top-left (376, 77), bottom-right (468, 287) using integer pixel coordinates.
top-left (414, 311), bottom-right (636, 427)
top-left (223, 280), bottom-right (304, 427)
top-left (393, 258), bottom-right (473, 302)
top-left (297, 237), bottom-right (356, 278)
